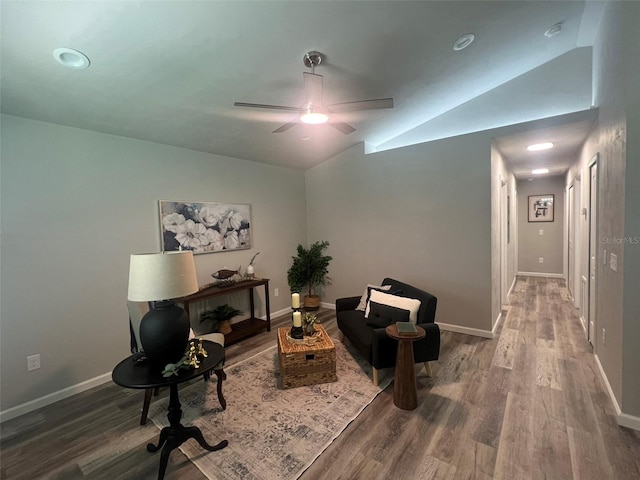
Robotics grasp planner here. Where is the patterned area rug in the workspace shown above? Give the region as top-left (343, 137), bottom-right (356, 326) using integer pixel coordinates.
top-left (148, 338), bottom-right (391, 480)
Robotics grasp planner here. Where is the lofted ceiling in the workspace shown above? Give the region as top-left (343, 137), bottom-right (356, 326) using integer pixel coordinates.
top-left (1, 1), bottom-right (603, 171)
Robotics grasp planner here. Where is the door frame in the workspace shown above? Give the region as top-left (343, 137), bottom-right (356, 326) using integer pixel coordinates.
top-left (587, 154), bottom-right (599, 346)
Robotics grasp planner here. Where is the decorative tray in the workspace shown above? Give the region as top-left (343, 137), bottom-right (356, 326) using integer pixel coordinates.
top-left (286, 329), bottom-right (321, 345)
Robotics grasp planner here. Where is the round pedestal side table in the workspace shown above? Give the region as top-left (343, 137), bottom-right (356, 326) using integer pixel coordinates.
top-left (112, 340), bottom-right (228, 480)
top-left (385, 324), bottom-right (426, 410)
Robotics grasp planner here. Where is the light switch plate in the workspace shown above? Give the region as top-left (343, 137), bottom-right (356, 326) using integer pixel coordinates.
top-left (539, 229), bottom-right (544, 236)
top-left (610, 253), bottom-right (618, 272)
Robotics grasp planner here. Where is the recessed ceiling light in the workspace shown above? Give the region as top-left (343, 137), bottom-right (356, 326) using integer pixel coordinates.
top-left (453, 33), bottom-right (475, 51)
top-left (527, 142), bottom-right (554, 151)
top-left (532, 168), bottom-right (550, 175)
top-left (545, 22), bottom-right (563, 38)
top-left (53, 48), bottom-right (90, 69)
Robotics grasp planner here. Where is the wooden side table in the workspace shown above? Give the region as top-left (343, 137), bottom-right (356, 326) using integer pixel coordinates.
top-left (178, 278), bottom-right (271, 346)
top-left (385, 324), bottom-right (426, 410)
top-left (112, 340), bottom-right (228, 480)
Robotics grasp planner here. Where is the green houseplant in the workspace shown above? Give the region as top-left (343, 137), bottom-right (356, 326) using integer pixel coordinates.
top-left (199, 304), bottom-right (243, 335)
top-left (287, 240), bottom-right (332, 309)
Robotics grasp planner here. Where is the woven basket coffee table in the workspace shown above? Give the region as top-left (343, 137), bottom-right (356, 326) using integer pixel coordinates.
top-left (277, 324), bottom-right (337, 389)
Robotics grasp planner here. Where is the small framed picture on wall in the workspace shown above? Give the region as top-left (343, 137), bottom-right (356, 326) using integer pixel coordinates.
top-left (528, 194), bottom-right (554, 222)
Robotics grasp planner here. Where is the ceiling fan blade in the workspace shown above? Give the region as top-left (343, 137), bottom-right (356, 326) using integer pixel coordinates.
top-left (303, 72), bottom-right (323, 106)
top-left (234, 102), bottom-right (299, 112)
top-left (273, 121), bottom-right (298, 134)
top-left (327, 98), bottom-right (394, 112)
top-left (329, 121), bottom-right (356, 135)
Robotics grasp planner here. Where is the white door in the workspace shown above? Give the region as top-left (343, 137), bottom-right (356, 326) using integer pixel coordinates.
top-left (568, 184), bottom-right (574, 298)
top-left (501, 179), bottom-right (508, 305)
top-left (588, 160), bottom-right (598, 345)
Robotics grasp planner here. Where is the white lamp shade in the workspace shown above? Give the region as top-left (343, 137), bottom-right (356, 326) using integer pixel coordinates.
top-left (127, 251), bottom-right (199, 301)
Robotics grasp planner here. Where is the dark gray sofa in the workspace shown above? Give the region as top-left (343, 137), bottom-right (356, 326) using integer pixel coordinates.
top-left (336, 278), bottom-right (439, 385)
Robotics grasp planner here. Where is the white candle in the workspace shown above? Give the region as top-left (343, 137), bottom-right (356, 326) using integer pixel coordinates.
top-left (293, 311), bottom-right (302, 327)
top-left (291, 293), bottom-right (300, 309)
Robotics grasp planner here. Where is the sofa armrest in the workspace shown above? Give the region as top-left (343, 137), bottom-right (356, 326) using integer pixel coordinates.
top-left (336, 296), bottom-right (361, 313)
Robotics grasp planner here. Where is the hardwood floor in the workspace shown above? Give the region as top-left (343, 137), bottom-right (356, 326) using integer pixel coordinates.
top-left (2, 277), bottom-right (639, 479)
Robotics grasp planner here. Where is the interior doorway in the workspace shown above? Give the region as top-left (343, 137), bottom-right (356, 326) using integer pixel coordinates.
top-left (587, 155), bottom-right (599, 346)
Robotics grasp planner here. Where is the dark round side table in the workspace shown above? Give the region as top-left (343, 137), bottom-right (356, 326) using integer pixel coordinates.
top-left (385, 324), bottom-right (426, 410)
top-left (112, 340), bottom-right (228, 480)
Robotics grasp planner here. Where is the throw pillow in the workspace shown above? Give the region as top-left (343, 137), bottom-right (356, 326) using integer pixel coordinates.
top-left (366, 301), bottom-right (411, 328)
top-left (365, 289), bottom-right (421, 324)
top-left (355, 284), bottom-right (392, 311)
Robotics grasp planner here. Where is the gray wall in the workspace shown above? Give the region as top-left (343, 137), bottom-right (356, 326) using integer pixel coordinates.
top-left (565, 0), bottom-right (640, 420)
top-left (593, 0), bottom-right (640, 419)
top-left (305, 135), bottom-right (493, 334)
top-left (517, 176), bottom-right (565, 275)
top-left (0, 115), bottom-right (307, 413)
top-left (491, 144), bottom-right (517, 322)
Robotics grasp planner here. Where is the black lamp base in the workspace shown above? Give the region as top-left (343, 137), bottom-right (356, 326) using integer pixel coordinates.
top-left (140, 301), bottom-right (190, 366)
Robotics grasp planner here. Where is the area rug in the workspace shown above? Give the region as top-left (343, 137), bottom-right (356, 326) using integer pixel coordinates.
top-left (148, 338), bottom-right (391, 480)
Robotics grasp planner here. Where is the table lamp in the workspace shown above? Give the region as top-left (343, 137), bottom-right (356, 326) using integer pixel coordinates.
top-left (127, 251), bottom-right (199, 366)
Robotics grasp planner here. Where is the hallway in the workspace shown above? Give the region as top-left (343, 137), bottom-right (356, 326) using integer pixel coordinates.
top-left (491, 275), bottom-right (640, 479)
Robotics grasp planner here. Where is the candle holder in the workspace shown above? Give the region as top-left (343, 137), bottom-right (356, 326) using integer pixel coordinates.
top-left (290, 306), bottom-right (304, 339)
top-left (290, 324), bottom-right (304, 339)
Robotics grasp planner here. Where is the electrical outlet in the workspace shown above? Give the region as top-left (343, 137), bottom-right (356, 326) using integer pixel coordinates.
top-left (27, 354), bottom-right (41, 371)
top-left (539, 229), bottom-right (544, 236)
top-left (602, 328), bottom-right (606, 345)
top-left (274, 288), bottom-right (279, 297)
top-left (539, 257), bottom-right (544, 264)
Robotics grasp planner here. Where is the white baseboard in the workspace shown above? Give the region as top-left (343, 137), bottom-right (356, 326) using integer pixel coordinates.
top-left (517, 271), bottom-right (564, 278)
top-left (594, 353), bottom-right (640, 431)
top-left (320, 302), bottom-right (335, 310)
top-left (507, 276), bottom-right (517, 300)
top-left (492, 312), bottom-right (503, 336)
top-left (0, 372), bottom-right (113, 424)
top-left (436, 322), bottom-right (494, 339)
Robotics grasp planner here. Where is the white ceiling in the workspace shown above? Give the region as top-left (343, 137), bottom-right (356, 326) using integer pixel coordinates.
top-left (1, 1), bottom-right (602, 171)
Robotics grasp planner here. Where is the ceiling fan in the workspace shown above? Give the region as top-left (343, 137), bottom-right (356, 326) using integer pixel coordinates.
top-left (234, 51), bottom-right (393, 134)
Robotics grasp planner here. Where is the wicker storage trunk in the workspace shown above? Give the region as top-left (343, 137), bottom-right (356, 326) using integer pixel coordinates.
top-left (277, 325), bottom-right (337, 389)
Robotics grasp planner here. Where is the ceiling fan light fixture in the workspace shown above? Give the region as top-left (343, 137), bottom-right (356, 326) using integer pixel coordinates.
top-left (527, 142), bottom-right (554, 151)
top-left (300, 106), bottom-right (328, 125)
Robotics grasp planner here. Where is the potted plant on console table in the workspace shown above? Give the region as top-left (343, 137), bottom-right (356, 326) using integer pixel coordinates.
top-left (287, 240), bottom-right (332, 310)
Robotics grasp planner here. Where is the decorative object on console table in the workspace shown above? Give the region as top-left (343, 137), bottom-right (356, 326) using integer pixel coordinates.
top-left (287, 240), bottom-right (332, 310)
top-left (211, 267), bottom-right (241, 287)
top-left (178, 278), bottom-right (271, 346)
top-left (127, 251), bottom-right (199, 367)
top-left (199, 305), bottom-right (243, 335)
top-left (159, 200), bottom-right (252, 254)
top-left (246, 252), bottom-right (260, 279)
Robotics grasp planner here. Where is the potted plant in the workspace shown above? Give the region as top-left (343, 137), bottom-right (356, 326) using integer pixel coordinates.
top-left (302, 312), bottom-right (318, 336)
top-left (199, 304), bottom-right (243, 335)
top-left (287, 240), bottom-right (332, 309)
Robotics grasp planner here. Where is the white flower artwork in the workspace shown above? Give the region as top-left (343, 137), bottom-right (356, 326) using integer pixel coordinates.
top-left (159, 201), bottom-right (252, 254)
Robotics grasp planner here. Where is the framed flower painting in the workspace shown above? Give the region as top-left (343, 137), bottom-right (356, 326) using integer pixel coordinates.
top-left (159, 201), bottom-right (252, 254)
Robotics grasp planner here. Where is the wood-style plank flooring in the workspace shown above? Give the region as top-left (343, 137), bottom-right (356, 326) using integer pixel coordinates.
top-left (2, 277), bottom-right (639, 479)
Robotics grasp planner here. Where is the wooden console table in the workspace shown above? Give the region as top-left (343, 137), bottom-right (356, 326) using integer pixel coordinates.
top-left (178, 278), bottom-right (270, 346)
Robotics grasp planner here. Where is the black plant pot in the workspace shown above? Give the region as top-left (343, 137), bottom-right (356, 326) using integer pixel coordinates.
top-left (139, 301), bottom-right (190, 366)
